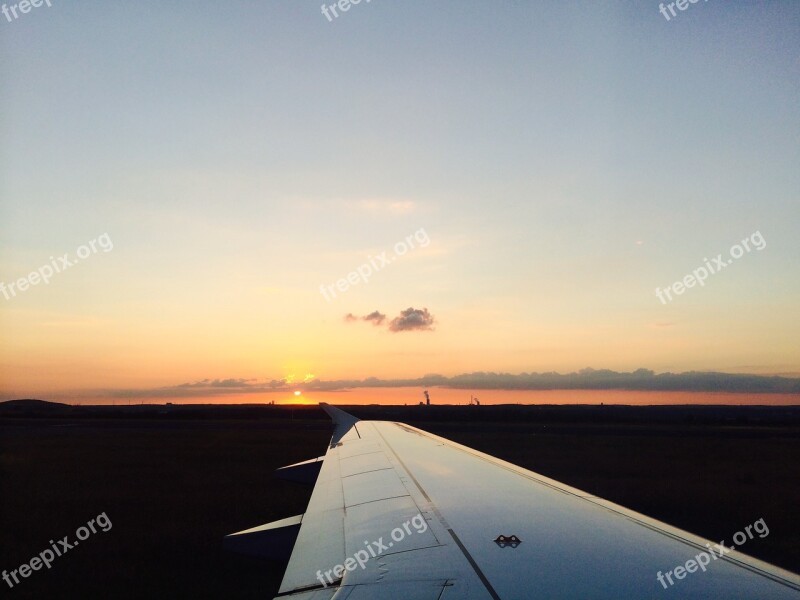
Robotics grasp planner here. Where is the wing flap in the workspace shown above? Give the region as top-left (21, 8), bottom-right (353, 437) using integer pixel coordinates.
top-left (275, 456), bottom-right (325, 485)
top-left (224, 514), bottom-right (302, 560)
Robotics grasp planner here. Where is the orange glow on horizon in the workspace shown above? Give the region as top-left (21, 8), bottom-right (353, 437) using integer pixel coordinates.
top-left (34, 388), bottom-right (800, 407)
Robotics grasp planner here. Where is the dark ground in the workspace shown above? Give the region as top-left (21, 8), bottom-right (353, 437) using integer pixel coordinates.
top-left (1, 402), bottom-right (799, 598)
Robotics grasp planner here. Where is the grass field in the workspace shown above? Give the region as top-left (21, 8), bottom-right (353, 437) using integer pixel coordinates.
top-left (1, 404), bottom-right (798, 598)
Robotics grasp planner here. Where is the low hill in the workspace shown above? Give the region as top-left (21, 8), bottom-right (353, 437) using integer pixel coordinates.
top-left (0, 399), bottom-right (71, 414)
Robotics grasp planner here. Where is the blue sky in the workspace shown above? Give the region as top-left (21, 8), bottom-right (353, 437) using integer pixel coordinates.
top-left (1, 1), bottom-right (799, 397)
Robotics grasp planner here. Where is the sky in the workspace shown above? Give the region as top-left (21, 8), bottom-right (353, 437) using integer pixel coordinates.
top-left (1, 1), bottom-right (799, 401)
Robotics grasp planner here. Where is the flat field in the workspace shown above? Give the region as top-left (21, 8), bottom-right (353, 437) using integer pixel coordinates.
top-left (1, 403), bottom-right (798, 598)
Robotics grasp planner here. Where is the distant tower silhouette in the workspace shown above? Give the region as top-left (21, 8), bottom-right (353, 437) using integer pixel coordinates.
top-left (424, 390), bottom-right (430, 406)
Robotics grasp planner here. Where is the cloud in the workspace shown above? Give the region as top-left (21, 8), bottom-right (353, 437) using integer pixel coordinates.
top-left (345, 307), bottom-right (435, 332)
top-left (388, 307), bottom-right (435, 332)
top-left (176, 378), bottom-right (256, 388)
top-left (364, 311), bottom-right (386, 325)
top-left (305, 368), bottom-right (798, 393)
top-left (107, 377), bottom-right (280, 399)
top-left (99, 368), bottom-right (800, 399)
top-left (344, 311), bottom-right (387, 325)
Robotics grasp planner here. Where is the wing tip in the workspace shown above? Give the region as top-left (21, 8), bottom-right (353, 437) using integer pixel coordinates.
top-left (319, 403), bottom-right (359, 426)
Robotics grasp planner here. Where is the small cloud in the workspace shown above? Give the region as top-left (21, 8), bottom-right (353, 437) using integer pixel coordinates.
top-left (344, 311), bottom-right (387, 326)
top-left (388, 307), bottom-right (435, 332)
top-left (363, 310), bottom-right (386, 325)
top-left (344, 308), bottom-right (433, 331)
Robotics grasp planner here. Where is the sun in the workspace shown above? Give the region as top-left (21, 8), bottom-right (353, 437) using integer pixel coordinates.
top-left (294, 390), bottom-right (302, 396)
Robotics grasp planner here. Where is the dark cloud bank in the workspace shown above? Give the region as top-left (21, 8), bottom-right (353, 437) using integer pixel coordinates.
top-left (108, 368), bottom-right (800, 399)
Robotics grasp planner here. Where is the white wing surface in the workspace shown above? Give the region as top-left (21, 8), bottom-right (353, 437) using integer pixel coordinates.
top-left (230, 404), bottom-right (800, 599)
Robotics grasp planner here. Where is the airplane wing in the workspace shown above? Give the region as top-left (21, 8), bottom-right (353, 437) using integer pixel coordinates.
top-left (226, 404), bottom-right (800, 599)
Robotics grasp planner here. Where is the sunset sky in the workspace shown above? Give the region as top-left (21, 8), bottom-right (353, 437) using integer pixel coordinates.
top-left (1, 2), bottom-right (799, 401)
